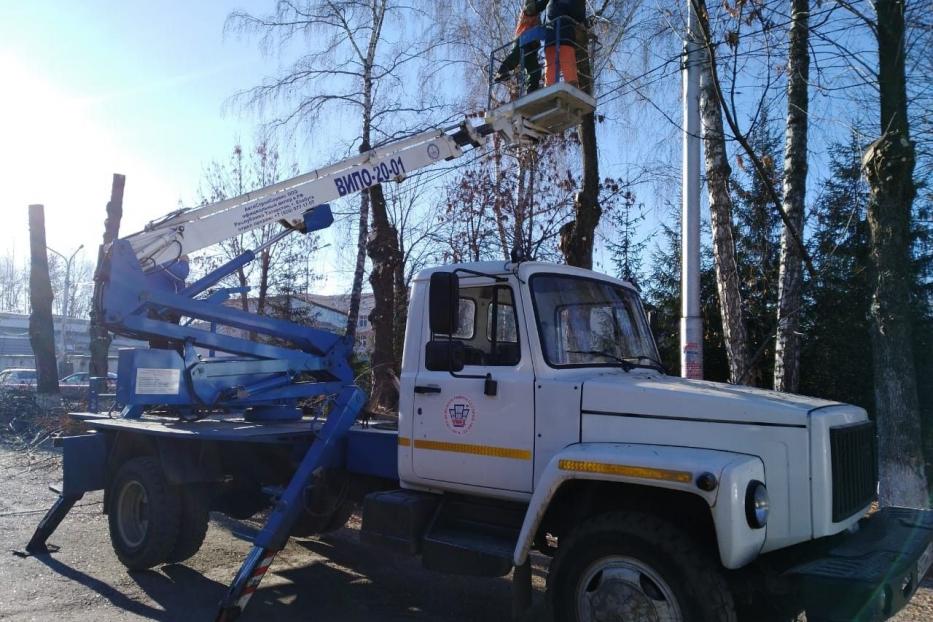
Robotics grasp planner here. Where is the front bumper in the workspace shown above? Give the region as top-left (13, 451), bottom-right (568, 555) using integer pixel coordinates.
top-left (786, 507), bottom-right (933, 621)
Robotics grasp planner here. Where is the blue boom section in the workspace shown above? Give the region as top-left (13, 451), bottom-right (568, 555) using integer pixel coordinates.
top-left (99, 204), bottom-right (353, 422)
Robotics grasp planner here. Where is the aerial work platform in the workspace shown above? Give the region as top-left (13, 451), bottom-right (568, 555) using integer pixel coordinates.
top-left (490, 82), bottom-right (595, 136)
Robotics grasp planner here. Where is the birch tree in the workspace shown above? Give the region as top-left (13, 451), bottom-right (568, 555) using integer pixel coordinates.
top-left (228, 0), bottom-right (443, 410)
top-left (198, 139), bottom-right (294, 316)
top-left (773, 0), bottom-right (810, 393)
top-left (694, 0), bottom-right (751, 384)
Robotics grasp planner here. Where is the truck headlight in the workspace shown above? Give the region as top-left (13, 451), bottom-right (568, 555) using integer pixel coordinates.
top-left (745, 481), bottom-right (769, 529)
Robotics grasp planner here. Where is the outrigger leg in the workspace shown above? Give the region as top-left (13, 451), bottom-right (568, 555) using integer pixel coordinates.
top-left (24, 488), bottom-right (83, 554)
top-left (215, 386), bottom-right (366, 621)
top-left (20, 434), bottom-right (108, 557)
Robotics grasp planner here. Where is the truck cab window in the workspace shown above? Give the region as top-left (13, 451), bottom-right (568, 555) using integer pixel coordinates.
top-left (434, 285), bottom-right (520, 366)
top-left (530, 274), bottom-right (657, 368)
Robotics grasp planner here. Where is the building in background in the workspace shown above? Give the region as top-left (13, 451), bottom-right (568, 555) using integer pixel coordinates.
top-left (0, 311), bottom-right (145, 375)
top-left (302, 293), bottom-right (375, 356)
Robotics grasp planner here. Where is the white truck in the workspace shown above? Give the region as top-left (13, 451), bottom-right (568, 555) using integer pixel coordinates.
top-left (366, 259), bottom-right (933, 622)
top-left (23, 82), bottom-right (933, 622)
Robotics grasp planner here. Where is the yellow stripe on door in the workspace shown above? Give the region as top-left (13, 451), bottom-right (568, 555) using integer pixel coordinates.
top-left (398, 437), bottom-right (531, 460)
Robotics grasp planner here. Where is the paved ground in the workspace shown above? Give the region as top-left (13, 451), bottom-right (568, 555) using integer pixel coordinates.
top-left (0, 444), bottom-right (930, 621)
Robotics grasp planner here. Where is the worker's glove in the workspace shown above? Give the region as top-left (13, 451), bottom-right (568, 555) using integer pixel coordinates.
top-left (493, 71), bottom-right (510, 83)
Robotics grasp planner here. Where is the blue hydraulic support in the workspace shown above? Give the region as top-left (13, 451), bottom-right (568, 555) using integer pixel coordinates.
top-left (215, 385), bottom-right (367, 621)
top-left (98, 204), bottom-right (353, 421)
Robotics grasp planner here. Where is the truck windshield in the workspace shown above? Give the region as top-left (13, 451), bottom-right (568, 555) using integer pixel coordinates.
top-left (530, 274), bottom-right (659, 369)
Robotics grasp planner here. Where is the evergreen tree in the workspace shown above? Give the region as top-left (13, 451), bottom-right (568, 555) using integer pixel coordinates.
top-left (732, 117), bottom-right (783, 387)
top-left (798, 135), bottom-right (874, 407)
top-left (606, 189), bottom-right (646, 285)
top-left (642, 205), bottom-right (728, 380)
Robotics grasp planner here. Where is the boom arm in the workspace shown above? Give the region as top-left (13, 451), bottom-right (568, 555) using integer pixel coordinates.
top-left (122, 83), bottom-right (594, 269)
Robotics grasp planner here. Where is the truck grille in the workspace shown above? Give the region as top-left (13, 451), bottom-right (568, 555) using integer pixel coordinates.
top-left (830, 421), bottom-right (877, 522)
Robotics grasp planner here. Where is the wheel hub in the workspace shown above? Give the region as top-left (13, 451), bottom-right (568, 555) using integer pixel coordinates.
top-left (116, 480), bottom-right (149, 549)
top-left (578, 556), bottom-right (682, 622)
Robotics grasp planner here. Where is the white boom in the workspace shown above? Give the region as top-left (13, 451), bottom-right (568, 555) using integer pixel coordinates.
top-left (123, 83), bottom-right (595, 268)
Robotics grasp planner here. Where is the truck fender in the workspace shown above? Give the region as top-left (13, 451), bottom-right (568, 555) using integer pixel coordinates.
top-left (513, 443), bottom-right (767, 569)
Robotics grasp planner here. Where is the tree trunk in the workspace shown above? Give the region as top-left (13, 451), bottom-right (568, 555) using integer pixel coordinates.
top-left (256, 248), bottom-right (271, 316)
top-left (345, 192), bottom-right (370, 344)
top-left (393, 244), bottom-right (408, 370)
top-left (236, 267), bottom-right (249, 312)
top-left (89, 174), bottom-right (124, 381)
top-left (696, 8), bottom-right (751, 385)
top-left (774, 0), bottom-right (810, 393)
top-left (864, 0), bottom-right (928, 507)
top-left (28, 204), bottom-right (60, 401)
top-left (491, 135), bottom-right (511, 260)
top-left (367, 182), bottom-right (403, 412)
top-left (560, 112), bottom-right (601, 268)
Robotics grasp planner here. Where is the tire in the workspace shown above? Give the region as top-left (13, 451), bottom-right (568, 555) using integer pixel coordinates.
top-left (290, 469), bottom-right (354, 537)
top-left (108, 457), bottom-right (182, 570)
top-left (166, 484), bottom-right (210, 564)
top-left (547, 511), bottom-right (737, 622)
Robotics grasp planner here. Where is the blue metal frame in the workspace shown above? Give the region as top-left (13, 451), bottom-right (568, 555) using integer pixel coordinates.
top-left (100, 204), bottom-right (354, 421)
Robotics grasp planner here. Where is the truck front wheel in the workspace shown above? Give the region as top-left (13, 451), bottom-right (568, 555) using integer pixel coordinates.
top-left (108, 457), bottom-right (182, 570)
top-left (547, 511), bottom-right (736, 622)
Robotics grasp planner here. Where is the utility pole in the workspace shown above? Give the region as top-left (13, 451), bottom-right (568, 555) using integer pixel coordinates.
top-left (47, 244), bottom-right (84, 373)
top-left (681, 0), bottom-right (704, 379)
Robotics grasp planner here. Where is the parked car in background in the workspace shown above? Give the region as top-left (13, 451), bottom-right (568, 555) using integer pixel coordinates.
top-left (0, 369), bottom-right (38, 398)
top-left (59, 372), bottom-right (118, 403)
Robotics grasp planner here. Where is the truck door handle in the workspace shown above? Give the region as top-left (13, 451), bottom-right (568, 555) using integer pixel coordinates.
top-left (414, 385), bottom-right (442, 394)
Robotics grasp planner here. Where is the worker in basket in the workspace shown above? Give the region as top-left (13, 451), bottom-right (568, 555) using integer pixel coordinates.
top-left (494, 4), bottom-right (544, 93)
top-left (532, 0), bottom-right (589, 90)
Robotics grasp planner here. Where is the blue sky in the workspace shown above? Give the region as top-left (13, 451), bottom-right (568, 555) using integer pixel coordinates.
top-left (0, 1), bottom-right (659, 294)
top-left (0, 1), bottom-right (320, 284)
top-left (0, 1), bottom-right (882, 299)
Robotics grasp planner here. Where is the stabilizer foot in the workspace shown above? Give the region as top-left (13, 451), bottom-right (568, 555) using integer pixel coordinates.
top-left (24, 493), bottom-right (82, 555)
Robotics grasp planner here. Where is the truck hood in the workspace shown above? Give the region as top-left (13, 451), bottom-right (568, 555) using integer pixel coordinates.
top-left (581, 370), bottom-right (840, 427)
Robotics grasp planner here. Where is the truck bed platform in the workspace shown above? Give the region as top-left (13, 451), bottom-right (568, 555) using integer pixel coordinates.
top-left (68, 412), bottom-right (400, 481)
top-left (70, 412), bottom-right (320, 443)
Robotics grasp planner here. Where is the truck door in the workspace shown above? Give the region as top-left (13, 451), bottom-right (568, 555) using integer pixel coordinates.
top-left (411, 277), bottom-right (535, 492)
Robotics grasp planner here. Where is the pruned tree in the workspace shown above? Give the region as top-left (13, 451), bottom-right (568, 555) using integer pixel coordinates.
top-left (89, 174), bottom-right (124, 381)
top-left (27, 204), bottom-right (59, 403)
top-left (858, 0), bottom-right (928, 507)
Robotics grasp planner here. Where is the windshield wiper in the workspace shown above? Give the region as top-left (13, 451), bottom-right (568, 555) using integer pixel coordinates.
top-left (566, 350), bottom-right (634, 371)
top-left (622, 354), bottom-right (668, 375)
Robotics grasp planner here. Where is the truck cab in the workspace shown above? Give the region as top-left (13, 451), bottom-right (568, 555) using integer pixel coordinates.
top-left (362, 260), bottom-right (931, 621)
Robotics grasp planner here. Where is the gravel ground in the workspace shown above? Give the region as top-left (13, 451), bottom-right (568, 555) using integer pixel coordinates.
top-left (0, 444), bottom-right (930, 621)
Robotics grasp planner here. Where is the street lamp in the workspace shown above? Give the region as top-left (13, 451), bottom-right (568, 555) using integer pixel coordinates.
top-left (46, 244), bottom-right (84, 373)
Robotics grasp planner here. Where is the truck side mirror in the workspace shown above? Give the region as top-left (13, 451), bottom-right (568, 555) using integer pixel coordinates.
top-left (429, 271), bottom-right (459, 335)
top-left (425, 340), bottom-right (465, 372)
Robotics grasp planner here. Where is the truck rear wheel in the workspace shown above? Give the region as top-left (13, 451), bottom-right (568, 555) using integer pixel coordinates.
top-left (166, 484), bottom-right (210, 564)
top-left (547, 511), bottom-right (736, 622)
top-left (108, 457), bottom-right (181, 570)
